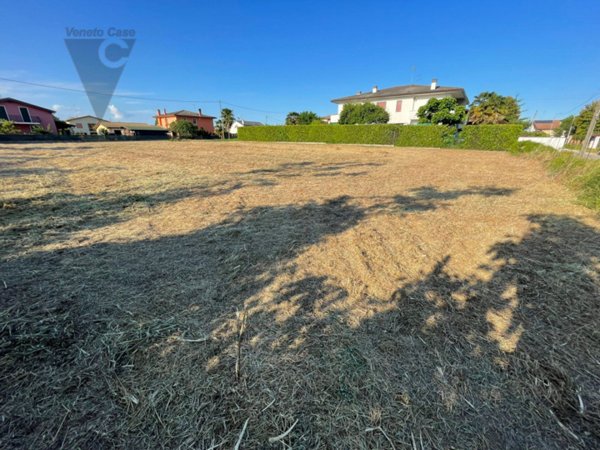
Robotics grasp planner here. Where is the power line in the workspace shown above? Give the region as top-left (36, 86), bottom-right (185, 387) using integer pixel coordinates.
top-left (557, 91), bottom-right (600, 117)
top-left (0, 76), bottom-right (286, 115)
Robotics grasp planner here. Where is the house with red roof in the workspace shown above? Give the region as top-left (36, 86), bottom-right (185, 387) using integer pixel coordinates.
top-left (0, 97), bottom-right (57, 134)
top-left (154, 108), bottom-right (215, 133)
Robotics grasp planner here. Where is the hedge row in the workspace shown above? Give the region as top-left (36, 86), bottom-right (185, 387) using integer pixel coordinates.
top-left (238, 124), bottom-right (398, 145)
top-left (238, 124), bottom-right (454, 147)
top-left (238, 124), bottom-right (524, 151)
top-left (458, 125), bottom-right (523, 151)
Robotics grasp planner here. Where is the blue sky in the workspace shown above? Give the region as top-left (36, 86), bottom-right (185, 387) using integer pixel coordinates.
top-left (1, 0), bottom-right (599, 123)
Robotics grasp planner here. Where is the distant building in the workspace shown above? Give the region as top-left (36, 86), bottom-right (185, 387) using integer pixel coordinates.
top-left (66, 115), bottom-right (103, 135)
top-left (229, 119), bottom-right (264, 135)
top-left (527, 120), bottom-right (561, 136)
top-left (0, 97), bottom-right (57, 133)
top-left (154, 109), bottom-right (215, 133)
top-left (96, 121), bottom-right (169, 137)
top-left (329, 79), bottom-right (468, 125)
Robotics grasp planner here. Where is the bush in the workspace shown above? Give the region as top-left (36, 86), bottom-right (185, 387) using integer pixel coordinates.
top-left (459, 124), bottom-right (523, 151)
top-left (239, 124), bottom-right (400, 144)
top-left (169, 120), bottom-right (197, 139)
top-left (395, 125), bottom-right (455, 148)
top-left (339, 103), bottom-right (389, 124)
top-left (0, 120), bottom-right (18, 134)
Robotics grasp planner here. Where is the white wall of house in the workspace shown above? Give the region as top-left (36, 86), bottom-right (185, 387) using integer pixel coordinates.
top-left (67, 116), bottom-right (101, 135)
top-left (331, 93), bottom-right (462, 125)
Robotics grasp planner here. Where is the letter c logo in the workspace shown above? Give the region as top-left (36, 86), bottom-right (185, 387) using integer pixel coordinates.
top-left (98, 38), bottom-right (129, 69)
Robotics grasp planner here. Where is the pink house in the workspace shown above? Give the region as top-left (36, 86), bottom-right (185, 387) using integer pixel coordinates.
top-left (0, 97), bottom-right (57, 134)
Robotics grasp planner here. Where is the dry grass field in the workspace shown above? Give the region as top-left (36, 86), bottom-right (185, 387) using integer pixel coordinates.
top-left (1, 140), bottom-right (599, 449)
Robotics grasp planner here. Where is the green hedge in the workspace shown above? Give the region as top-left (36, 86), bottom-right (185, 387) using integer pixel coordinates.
top-left (239, 124), bottom-right (454, 147)
top-left (238, 123), bottom-right (523, 151)
top-left (395, 125), bottom-right (454, 148)
top-left (238, 124), bottom-right (401, 144)
top-left (458, 124), bottom-right (523, 151)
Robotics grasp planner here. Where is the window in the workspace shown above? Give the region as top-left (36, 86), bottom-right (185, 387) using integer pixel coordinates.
top-left (19, 107), bottom-right (31, 122)
top-left (396, 100), bottom-right (402, 112)
top-left (0, 106), bottom-right (8, 121)
top-left (377, 101), bottom-right (386, 109)
top-left (76, 123), bottom-right (83, 128)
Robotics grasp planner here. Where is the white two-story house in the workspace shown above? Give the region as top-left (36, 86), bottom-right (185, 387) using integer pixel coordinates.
top-left (330, 79), bottom-right (468, 124)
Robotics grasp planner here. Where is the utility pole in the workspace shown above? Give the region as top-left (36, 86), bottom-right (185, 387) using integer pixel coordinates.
top-left (218, 100), bottom-right (224, 140)
top-left (580, 101), bottom-right (600, 156)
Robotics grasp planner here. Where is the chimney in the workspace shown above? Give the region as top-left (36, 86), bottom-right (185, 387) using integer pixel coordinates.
top-left (372, 85), bottom-right (378, 93)
top-left (430, 79), bottom-right (438, 90)
top-left (156, 109), bottom-right (161, 116)
top-left (198, 108), bottom-right (202, 116)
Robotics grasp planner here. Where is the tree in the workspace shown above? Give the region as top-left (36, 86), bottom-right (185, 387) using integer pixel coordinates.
top-left (339, 103), bottom-right (389, 124)
top-left (554, 115), bottom-right (574, 137)
top-left (96, 124), bottom-right (109, 136)
top-left (572, 102), bottom-right (600, 140)
top-left (297, 111), bottom-right (320, 125)
top-left (169, 120), bottom-right (197, 139)
top-left (417, 97), bottom-right (466, 125)
top-left (0, 120), bottom-right (18, 134)
top-left (219, 108), bottom-right (235, 138)
top-left (285, 112), bottom-right (300, 125)
top-left (467, 92), bottom-right (521, 124)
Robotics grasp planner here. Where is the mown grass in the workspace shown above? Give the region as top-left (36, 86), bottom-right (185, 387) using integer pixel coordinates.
top-left (1, 141), bottom-right (599, 449)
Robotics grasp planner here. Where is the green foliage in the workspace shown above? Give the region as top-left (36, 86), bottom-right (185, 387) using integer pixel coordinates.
top-left (468, 92), bottom-right (521, 124)
top-left (459, 124), bottom-right (523, 151)
top-left (417, 97), bottom-right (466, 125)
top-left (394, 125), bottom-right (455, 147)
top-left (0, 120), bottom-right (18, 134)
top-left (285, 111), bottom-right (321, 125)
top-left (520, 130), bottom-right (548, 137)
top-left (285, 112), bottom-right (299, 125)
top-left (32, 125), bottom-right (52, 135)
top-left (339, 103), bottom-right (389, 124)
top-left (543, 151), bottom-right (600, 211)
top-left (169, 120), bottom-right (197, 139)
top-left (220, 108), bottom-right (235, 133)
top-left (512, 140), bottom-right (556, 155)
top-left (573, 102), bottom-right (600, 140)
top-left (239, 123), bottom-right (524, 152)
top-left (554, 116), bottom-right (573, 137)
top-left (238, 124), bottom-right (453, 147)
top-left (239, 124), bottom-right (396, 144)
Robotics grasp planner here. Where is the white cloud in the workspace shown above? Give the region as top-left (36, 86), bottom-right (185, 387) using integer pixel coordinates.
top-left (108, 104), bottom-right (123, 120)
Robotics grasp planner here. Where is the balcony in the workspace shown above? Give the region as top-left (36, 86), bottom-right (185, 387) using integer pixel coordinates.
top-left (6, 114), bottom-right (42, 124)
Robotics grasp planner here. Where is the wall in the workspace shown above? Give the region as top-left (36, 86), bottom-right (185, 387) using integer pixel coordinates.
top-left (156, 114), bottom-right (214, 133)
top-left (69, 117), bottom-right (101, 135)
top-left (0, 100), bottom-right (57, 133)
top-left (518, 136), bottom-right (566, 149)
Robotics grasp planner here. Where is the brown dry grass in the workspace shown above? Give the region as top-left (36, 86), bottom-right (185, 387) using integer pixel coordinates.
top-left (1, 140), bottom-right (599, 449)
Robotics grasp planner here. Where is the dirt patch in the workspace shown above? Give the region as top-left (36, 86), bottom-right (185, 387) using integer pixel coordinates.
top-left (1, 140), bottom-right (599, 448)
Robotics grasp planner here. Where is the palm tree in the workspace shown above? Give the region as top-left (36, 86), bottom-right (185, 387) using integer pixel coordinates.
top-left (220, 108), bottom-right (235, 139)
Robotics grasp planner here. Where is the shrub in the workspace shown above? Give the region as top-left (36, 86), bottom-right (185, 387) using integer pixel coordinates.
top-left (339, 103), bottom-right (389, 124)
top-left (459, 124), bottom-right (523, 151)
top-left (96, 125), bottom-right (109, 136)
top-left (417, 98), bottom-right (466, 125)
top-left (395, 125), bottom-right (455, 148)
top-left (32, 125), bottom-right (53, 135)
top-left (239, 124), bottom-right (400, 144)
top-left (0, 120), bottom-right (18, 134)
top-left (169, 120), bottom-right (197, 139)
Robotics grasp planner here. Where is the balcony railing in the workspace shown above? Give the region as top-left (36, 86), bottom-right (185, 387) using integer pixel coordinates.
top-left (6, 114), bottom-right (42, 124)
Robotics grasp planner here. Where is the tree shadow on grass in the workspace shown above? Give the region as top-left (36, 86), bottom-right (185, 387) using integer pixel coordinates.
top-left (4, 186), bottom-right (598, 448)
